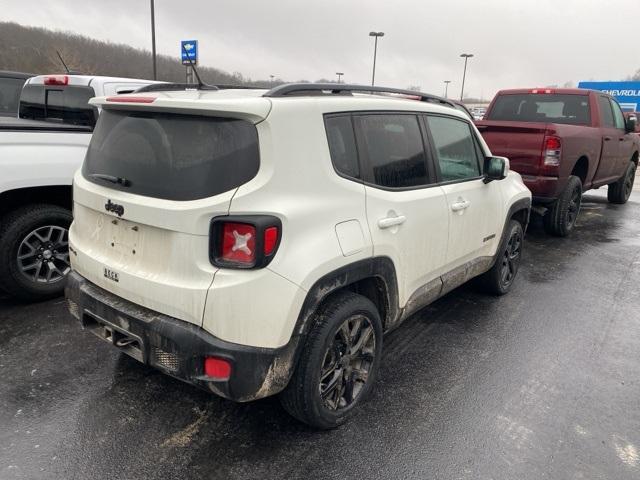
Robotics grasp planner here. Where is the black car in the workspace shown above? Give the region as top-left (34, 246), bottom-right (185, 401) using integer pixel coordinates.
top-left (0, 71), bottom-right (34, 117)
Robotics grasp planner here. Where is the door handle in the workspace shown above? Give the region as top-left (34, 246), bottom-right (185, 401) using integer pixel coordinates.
top-left (378, 215), bottom-right (406, 229)
top-left (451, 199), bottom-right (471, 212)
top-left (619, 137), bottom-right (625, 141)
top-left (604, 136), bottom-right (612, 141)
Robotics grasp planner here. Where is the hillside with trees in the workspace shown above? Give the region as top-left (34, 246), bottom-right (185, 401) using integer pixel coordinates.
top-left (0, 21), bottom-right (289, 87)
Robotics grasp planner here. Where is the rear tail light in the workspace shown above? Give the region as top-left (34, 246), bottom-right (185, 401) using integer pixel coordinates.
top-left (204, 356), bottom-right (232, 380)
top-left (221, 222), bottom-right (256, 265)
top-left (210, 216), bottom-right (281, 269)
top-left (543, 136), bottom-right (562, 167)
top-left (263, 226), bottom-right (279, 255)
top-left (531, 88), bottom-right (554, 94)
top-left (44, 75), bottom-right (69, 86)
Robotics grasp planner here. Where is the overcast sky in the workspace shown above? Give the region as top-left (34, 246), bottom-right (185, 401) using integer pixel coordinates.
top-left (1, 0), bottom-right (637, 99)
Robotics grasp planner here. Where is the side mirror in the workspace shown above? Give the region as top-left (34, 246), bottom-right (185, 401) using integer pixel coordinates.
top-left (625, 115), bottom-right (637, 133)
top-left (484, 156), bottom-right (509, 183)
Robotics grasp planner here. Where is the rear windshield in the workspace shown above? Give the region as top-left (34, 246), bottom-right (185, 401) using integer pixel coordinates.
top-left (487, 94), bottom-right (591, 125)
top-left (82, 110), bottom-right (260, 201)
top-left (19, 84), bottom-right (98, 128)
top-left (0, 77), bottom-right (27, 116)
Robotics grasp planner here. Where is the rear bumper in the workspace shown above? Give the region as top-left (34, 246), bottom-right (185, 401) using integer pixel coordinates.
top-left (65, 271), bottom-right (300, 402)
top-left (520, 175), bottom-right (561, 203)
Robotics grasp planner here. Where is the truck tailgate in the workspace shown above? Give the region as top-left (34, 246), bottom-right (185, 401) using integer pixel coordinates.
top-left (476, 121), bottom-right (549, 176)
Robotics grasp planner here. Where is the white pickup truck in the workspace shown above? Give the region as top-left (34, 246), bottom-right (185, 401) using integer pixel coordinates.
top-left (0, 74), bottom-right (159, 301)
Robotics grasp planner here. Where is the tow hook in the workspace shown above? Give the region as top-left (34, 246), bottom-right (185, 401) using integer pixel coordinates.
top-left (115, 337), bottom-right (138, 348)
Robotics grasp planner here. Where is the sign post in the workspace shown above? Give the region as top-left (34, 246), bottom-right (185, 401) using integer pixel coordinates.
top-left (181, 40), bottom-right (198, 84)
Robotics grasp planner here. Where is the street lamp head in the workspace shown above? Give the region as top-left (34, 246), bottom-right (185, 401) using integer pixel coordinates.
top-left (369, 31), bottom-right (385, 37)
top-left (336, 72), bottom-right (344, 75)
top-left (460, 53), bottom-right (474, 58)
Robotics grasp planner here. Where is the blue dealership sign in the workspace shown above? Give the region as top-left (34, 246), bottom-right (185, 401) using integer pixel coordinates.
top-left (578, 81), bottom-right (640, 112)
top-left (181, 40), bottom-right (198, 65)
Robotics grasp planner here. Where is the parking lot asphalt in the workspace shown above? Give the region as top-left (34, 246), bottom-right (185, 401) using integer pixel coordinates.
top-left (1, 188), bottom-right (640, 480)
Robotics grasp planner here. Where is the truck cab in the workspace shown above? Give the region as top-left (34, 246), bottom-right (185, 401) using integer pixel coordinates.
top-left (0, 70), bottom-right (34, 117)
top-left (19, 74), bottom-right (164, 128)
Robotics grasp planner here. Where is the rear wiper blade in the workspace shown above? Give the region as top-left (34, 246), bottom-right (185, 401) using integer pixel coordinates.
top-left (89, 173), bottom-right (131, 187)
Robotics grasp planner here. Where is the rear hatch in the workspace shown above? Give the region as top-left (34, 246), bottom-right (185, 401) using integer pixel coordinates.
top-left (70, 97), bottom-right (267, 326)
top-left (475, 121), bottom-right (548, 176)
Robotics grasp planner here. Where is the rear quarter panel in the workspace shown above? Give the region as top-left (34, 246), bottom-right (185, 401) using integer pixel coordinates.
top-left (551, 124), bottom-right (602, 189)
top-left (204, 101), bottom-right (373, 348)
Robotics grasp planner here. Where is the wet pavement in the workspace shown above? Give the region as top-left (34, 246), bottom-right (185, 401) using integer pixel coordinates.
top-left (1, 189), bottom-right (640, 480)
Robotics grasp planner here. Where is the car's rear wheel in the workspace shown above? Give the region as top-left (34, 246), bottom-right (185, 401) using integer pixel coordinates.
top-left (477, 219), bottom-right (523, 295)
top-left (280, 292), bottom-right (382, 429)
top-left (0, 204), bottom-right (72, 302)
top-left (543, 175), bottom-right (582, 237)
top-left (607, 160), bottom-right (636, 204)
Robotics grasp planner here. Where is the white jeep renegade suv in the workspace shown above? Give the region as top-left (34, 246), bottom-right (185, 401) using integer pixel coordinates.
top-left (65, 83), bottom-right (531, 429)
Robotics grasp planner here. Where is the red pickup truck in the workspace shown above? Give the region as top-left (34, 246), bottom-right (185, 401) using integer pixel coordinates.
top-left (476, 88), bottom-right (639, 236)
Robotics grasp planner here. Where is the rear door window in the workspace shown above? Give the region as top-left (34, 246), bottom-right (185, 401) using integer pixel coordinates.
top-left (355, 113), bottom-right (431, 189)
top-left (19, 84), bottom-right (98, 127)
top-left (598, 96), bottom-right (615, 128)
top-left (83, 110), bottom-right (260, 201)
top-left (610, 99), bottom-right (625, 130)
top-left (426, 115), bottom-right (482, 182)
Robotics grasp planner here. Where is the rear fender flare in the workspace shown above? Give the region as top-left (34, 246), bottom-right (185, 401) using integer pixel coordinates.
top-left (294, 256), bottom-right (399, 337)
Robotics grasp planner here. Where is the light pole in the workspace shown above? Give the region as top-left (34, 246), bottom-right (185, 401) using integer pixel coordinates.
top-left (270, 75), bottom-right (275, 86)
top-left (459, 53), bottom-right (473, 101)
top-left (369, 31), bottom-right (384, 86)
top-left (336, 72), bottom-right (344, 83)
top-left (444, 80), bottom-right (451, 98)
top-left (150, 0), bottom-right (157, 80)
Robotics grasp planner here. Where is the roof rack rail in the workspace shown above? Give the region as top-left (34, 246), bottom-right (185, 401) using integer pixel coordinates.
top-left (134, 83), bottom-right (259, 93)
top-left (134, 83), bottom-right (219, 93)
top-left (215, 84), bottom-right (256, 90)
top-left (263, 83), bottom-right (455, 107)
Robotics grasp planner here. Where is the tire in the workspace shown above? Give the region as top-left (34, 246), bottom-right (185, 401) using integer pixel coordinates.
top-left (280, 292), bottom-right (383, 429)
top-left (0, 204), bottom-right (73, 302)
top-left (477, 219), bottom-right (524, 295)
top-left (543, 175), bottom-right (582, 237)
top-left (607, 160), bottom-right (636, 204)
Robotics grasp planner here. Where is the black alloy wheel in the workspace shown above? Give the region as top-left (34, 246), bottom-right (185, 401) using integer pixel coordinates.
top-left (280, 292), bottom-right (383, 429)
top-left (319, 314), bottom-right (376, 411)
top-left (623, 162), bottom-right (636, 199)
top-left (566, 183), bottom-right (582, 229)
top-left (500, 227), bottom-right (522, 290)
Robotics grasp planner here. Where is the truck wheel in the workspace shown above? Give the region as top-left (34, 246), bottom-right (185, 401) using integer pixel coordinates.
top-left (477, 219), bottom-right (523, 295)
top-left (0, 204), bottom-right (72, 302)
top-left (280, 292), bottom-right (383, 429)
top-left (543, 175), bottom-right (582, 237)
top-left (607, 160), bottom-right (636, 204)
